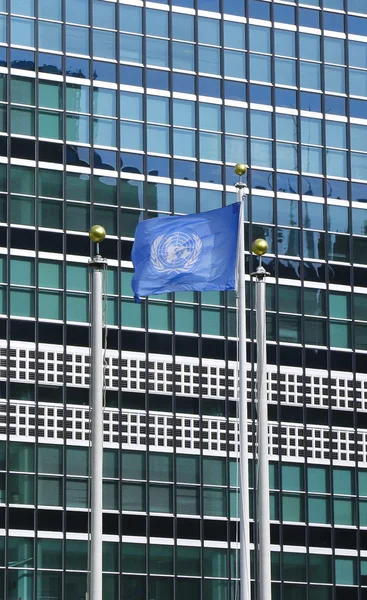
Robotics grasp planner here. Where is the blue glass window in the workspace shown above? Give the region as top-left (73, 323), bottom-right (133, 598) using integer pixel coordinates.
top-left (349, 41), bottom-right (367, 69)
top-left (277, 174), bottom-right (299, 194)
top-left (146, 38), bottom-right (168, 68)
top-left (147, 96), bottom-right (169, 125)
top-left (66, 0), bottom-right (89, 25)
top-left (93, 0), bottom-right (116, 30)
top-left (324, 38), bottom-right (345, 65)
top-left (147, 156), bottom-right (168, 177)
top-left (325, 95), bottom-right (346, 116)
top-left (172, 74), bottom-right (195, 94)
top-left (328, 205), bottom-right (348, 233)
top-left (351, 153), bottom-right (367, 181)
top-left (249, 0), bottom-right (270, 19)
top-left (276, 89), bottom-right (297, 110)
top-left (146, 9), bottom-right (168, 38)
top-left (349, 16), bottom-right (367, 36)
top-left (249, 55), bottom-right (271, 83)
top-left (276, 115), bottom-right (297, 142)
top-left (172, 42), bottom-right (195, 71)
top-left (326, 122), bottom-right (346, 149)
top-left (250, 84), bottom-right (271, 105)
top-left (300, 92), bottom-right (321, 113)
top-left (120, 66), bottom-right (142, 87)
top-left (326, 179), bottom-right (347, 200)
top-left (199, 103), bottom-right (221, 131)
top-left (223, 0), bottom-right (244, 16)
top-left (276, 143), bottom-right (298, 172)
top-left (349, 70), bottom-right (367, 98)
top-left (251, 111), bottom-right (272, 139)
top-left (199, 46), bottom-right (220, 76)
top-left (120, 35), bottom-right (142, 64)
top-left (349, 0), bottom-right (366, 11)
top-left (173, 129), bottom-right (196, 158)
top-left (200, 132), bottom-right (222, 161)
top-left (12, 0), bottom-right (34, 16)
top-left (174, 185), bottom-right (196, 213)
top-left (38, 22), bottom-right (62, 52)
top-left (351, 125), bottom-right (367, 152)
top-left (249, 26), bottom-right (270, 53)
top-left (274, 30), bottom-right (296, 58)
top-left (299, 8), bottom-right (320, 28)
top-left (146, 69), bottom-right (169, 91)
top-left (324, 0), bottom-right (343, 8)
top-left (120, 122), bottom-right (143, 151)
top-left (199, 77), bottom-right (221, 98)
top-left (147, 125), bottom-right (169, 154)
top-left (93, 30), bottom-right (116, 60)
top-left (66, 85), bottom-right (89, 113)
top-left (0, 15), bottom-right (6, 43)
top-left (173, 100), bottom-right (195, 128)
top-left (301, 117), bottom-right (322, 145)
top-left (324, 66), bottom-right (345, 94)
top-left (93, 61), bottom-right (116, 83)
top-left (302, 176), bottom-right (323, 197)
top-left (300, 62), bottom-right (321, 90)
top-left (299, 34), bottom-right (320, 61)
top-left (301, 147), bottom-right (322, 175)
top-left (66, 115), bottom-right (90, 143)
top-left (226, 136), bottom-right (246, 164)
top-left (200, 189), bottom-right (221, 211)
top-left (119, 5), bottom-right (142, 34)
top-left (224, 50), bottom-right (245, 80)
top-left (223, 22), bottom-right (245, 50)
top-left (225, 107), bottom-right (246, 135)
top-left (39, 0), bottom-right (62, 20)
top-left (274, 4), bottom-right (295, 25)
top-left (120, 92), bottom-right (142, 121)
top-left (324, 12), bottom-right (344, 32)
top-left (66, 26), bottom-right (89, 56)
top-left (252, 140), bottom-right (272, 168)
top-left (172, 13), bottom-right (194, 42)
top-left (224, 81), bottom-right (246, 102)
top-left (252, 196), bottom-right (273, 224)
top-left (174, 160), bottom-right (196, 181)
top-left (11, 17), bottom-right (34, 47)
top-left (94, 118), bottom-right (116, 147)
top-left (326, 150), bottom-right (347, 178)
top-left (303, 202), bottom-right (323, 230)
top-left (198, 18), bottom-right (220, 46)
top-left (275, 59), bottom-right (296, 87)
top-left (93, 89), bottom-right (116, 117)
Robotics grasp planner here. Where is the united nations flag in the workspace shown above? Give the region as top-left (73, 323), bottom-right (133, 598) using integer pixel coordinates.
top-left (131, 203), bottom-right (241, 299)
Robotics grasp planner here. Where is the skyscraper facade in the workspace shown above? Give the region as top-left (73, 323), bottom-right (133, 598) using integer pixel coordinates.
top-left (0, 0), bottom-right (366, 598)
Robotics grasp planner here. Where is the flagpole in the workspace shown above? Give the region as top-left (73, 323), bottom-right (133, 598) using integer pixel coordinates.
top-left (234, 163), bottom-right (251, 600)
top-left (252, 239), bottom-right (272, 600)
top-left (88, 225), bottom-right (107, 600)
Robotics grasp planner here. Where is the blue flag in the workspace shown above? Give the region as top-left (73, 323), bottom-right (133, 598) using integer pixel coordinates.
top-left (131, 203), bottom-right (240, 299)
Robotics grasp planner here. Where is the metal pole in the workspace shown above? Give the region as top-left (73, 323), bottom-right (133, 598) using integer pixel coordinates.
top-left (254, 260), bottom-right (272, 600)
top-left (236, 178), bottom-right (252, 600)
top-left (89, 225), bottom-right (107, 600)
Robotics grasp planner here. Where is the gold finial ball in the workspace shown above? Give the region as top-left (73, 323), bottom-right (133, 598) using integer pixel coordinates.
top-left (252, 238), bottom-right (268, 256)
top-left (89, 225), bottom-right (106, 243)
top-left (234, 163), bottom-right (248, 176)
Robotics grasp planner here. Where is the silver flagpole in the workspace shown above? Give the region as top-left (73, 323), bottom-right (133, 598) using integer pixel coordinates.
top-left (252, 239), bottom-right (272, 600)
top-left (234, 163), bottom-right (251, 600)
top-left (88, 225), bottom-right (107, 600)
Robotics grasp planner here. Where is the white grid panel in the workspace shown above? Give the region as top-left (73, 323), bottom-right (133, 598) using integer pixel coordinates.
top-left (0, 401), bottom-right (361, 465)
top-left (1, 341), bottom-right (367, 412)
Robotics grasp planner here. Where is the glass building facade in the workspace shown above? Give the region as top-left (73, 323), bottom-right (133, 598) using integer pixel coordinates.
top-left (0, 0), bottom-right (366, 598)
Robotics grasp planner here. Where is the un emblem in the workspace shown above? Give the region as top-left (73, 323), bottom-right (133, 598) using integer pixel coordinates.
top-left (151, 231), bottom-right (203, 274)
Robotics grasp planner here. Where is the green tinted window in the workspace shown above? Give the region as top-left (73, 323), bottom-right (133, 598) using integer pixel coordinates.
top-left (278, 286), bottom-right (301, 314)
top-left (39, 169), bottom-right (63, 199)
top-left (66, 264), bottom-right (89, 292)
top-left (201, 307), bottom-right (224, 335)
top-left (335, 558), bottom-right (356, 585)
top-left (203, 488), bottom-right (227, 517)
top-left (39, 261), bottom-right (62, 289)
top-left (10, 195), bottom-right (34, 225)
top-left (66, 173), bottom-right (90, 202)
top-left (176, 455), bottom-right (200, 484)
top-left (149, 545), bottom-right (174, 575)
top-left (203, 548), bottom-right (227, 577)
top-left (121, 482), bottom-right (145, 511)
top-left (148, 302), bottom-right (171, 331)
top-left (177, 486), bottom-right (200, 515)
top-left (11, 77), bottom-right (34, 104)
top-left (39, 291), bottom-right (63, 319)
top-left (304, 288), bottom-right (325, 316)
top-left (66, 447), bottom-right (88, 476)
top-left (333, 467), bottom-right (354, 495)
top-left (8, 473), bottom-right (34, 504)
top-left (66, 540), bottom-right (88, 570)
top-left (122, 451), bottom-right (145, 480)
top-left (38, 445), bottom-right (63, 474)
top-left (282, 493), bottom-right (304, 522)
top-left (9, 442), bottom-right (34, 472)
top-left (37, 539), bottom-right (62, 569)
top-left (308, 496), bottom-right (330, 524)
top-left (282, 464), bottom-right (304, 491)
top-left (121, 299), bottom-right (145, 327)
top-left (149, 484), bottom-right (173, 513)
top-left (66, 479), bottom-right (88, 508)
top-left (103, 481), bottom-right (118, 510)
top-left (39, 81), bottom-right (62, 109)
top-left (334, 498), bottom-right (355, 526)
top-left (175, 305), bottom-right (198, 333)
top-left (66, 293), bottom-right (88, 322)
top-left (203, 457), bottom-right (226, 486)
top-left (103, 449), bottom-right (118, 479)
top-left (11, 257), bottom-right (34, 286)
top-left (11, 107), bottom-right (35, 135)
top-left (38, 476), bottom-right (62, 506)
top-left (283, 552), bottom-right (306, 582)
top-left (309, 555), bottom-right (332, 584)
top-left (10, 288), bottom-right (35, 317)
top-left (329, 292), bottom-right (350, 319)
top-left (177, 546), bottom-right (200, 576)
top-left (149, 453), bottom-right (173, 482)
top-left (11, 165), bottom-right (35, 195)
top-left (121, 543), bottom-right (146, 573)
top-left (308, 466), bottom-right (329, 493)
